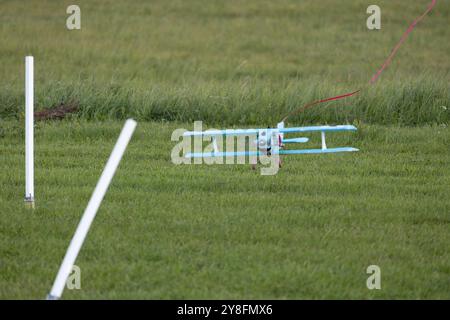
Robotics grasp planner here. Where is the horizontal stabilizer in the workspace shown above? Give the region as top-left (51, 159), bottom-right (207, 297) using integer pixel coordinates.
top-left (283, 137), bottom-right (309, 144)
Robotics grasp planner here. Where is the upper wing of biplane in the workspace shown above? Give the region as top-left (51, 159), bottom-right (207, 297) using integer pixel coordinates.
top-left (183, 125), bottom-right (357, 137)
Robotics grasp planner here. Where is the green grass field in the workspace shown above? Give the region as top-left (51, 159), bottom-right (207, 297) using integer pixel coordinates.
top-left (0, 0), bottom-right (449, 299)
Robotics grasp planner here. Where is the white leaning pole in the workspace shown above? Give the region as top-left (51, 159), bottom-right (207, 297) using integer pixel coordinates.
top-left (47, 119), bottom-right (137, 300)
top-left (25, 56), bottom-right (34, 209)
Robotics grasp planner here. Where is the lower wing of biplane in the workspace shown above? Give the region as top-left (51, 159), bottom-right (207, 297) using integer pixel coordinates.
top-left (183, 122), bottom-right (359, 159)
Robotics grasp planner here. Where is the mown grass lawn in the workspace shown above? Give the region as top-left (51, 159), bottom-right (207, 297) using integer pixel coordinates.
top-left (0, 120), bottom-right (448, 299)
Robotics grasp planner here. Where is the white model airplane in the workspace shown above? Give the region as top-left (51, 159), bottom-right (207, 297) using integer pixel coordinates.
top-left (182, 121), bottom-right (358, 168)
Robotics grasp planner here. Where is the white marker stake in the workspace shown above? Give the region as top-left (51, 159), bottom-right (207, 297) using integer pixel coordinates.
top-left (47, 119), bottom-right (137, 300)
top-left (25, 56), bottom-right (34, 208)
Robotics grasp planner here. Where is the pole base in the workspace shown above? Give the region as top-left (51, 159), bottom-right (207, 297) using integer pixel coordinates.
top-left (24, 197), bottom-right (35, 209)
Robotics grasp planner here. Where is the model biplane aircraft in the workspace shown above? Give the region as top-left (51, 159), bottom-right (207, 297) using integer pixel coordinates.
top-left (183, 122), bottom-right (359, 167)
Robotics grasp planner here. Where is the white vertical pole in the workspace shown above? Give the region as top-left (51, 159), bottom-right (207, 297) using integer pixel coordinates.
top-left (25, 56), bottom-right (34, 208)
top-left (47, 119), bottom-right (137, 300)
